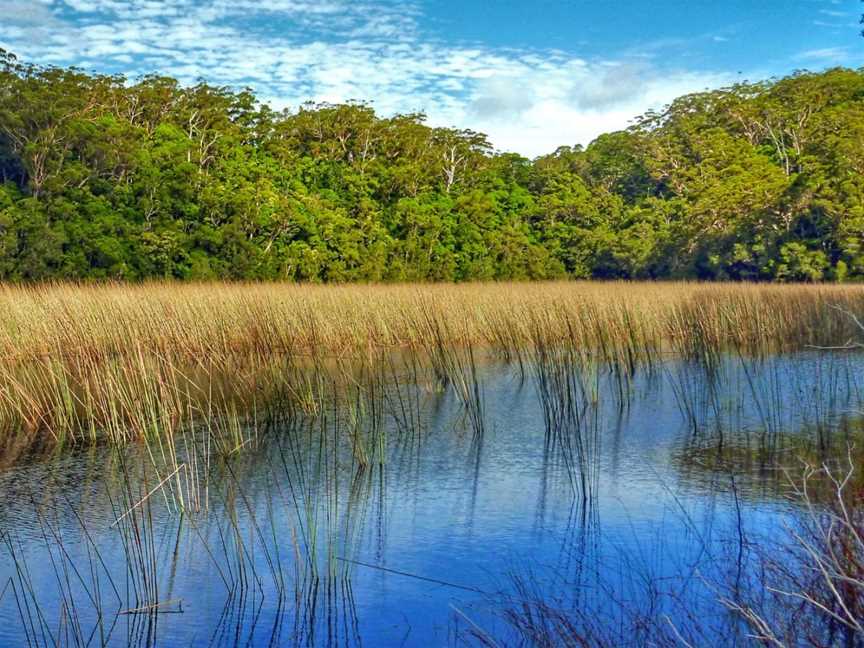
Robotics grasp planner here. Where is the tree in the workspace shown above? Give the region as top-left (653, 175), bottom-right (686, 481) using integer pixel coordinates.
top-left (0, 50), bottom-right (862, 283)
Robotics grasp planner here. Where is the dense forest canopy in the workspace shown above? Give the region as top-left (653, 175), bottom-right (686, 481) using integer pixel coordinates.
top-left (0, 49), bottom-right (863, 282)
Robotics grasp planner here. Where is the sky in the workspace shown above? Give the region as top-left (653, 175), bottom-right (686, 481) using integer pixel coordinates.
top-left (0, 0), bottom-right (861, 157)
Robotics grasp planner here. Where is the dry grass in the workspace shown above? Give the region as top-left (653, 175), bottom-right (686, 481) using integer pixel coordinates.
top-left (0, 280), bottom-right (863, 454)
top-left (722, 451), bottom-right (864, 647)
top-left (0, 281), bottom-right (862, 362)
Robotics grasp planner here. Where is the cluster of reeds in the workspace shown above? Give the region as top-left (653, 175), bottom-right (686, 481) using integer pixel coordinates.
top-left (529, 331), bottom-right (603, 503)
top-left (4, 290), bottom-right (864, 646)
top-left (667, 352), bottom-right (864, 459)
top-left (1, 281), bottom-right (862, 455)
top-left (470, 449), bottom-right (864, 648)
top-left (0, 415), bottom-right (393, 647)
top-left (2, 281), bottom-right (864, 363)
top-left (721, 451), bottom-right (864, 647)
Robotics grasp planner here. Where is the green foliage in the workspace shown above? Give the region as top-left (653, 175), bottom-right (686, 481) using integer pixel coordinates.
top-left (775, 242), bottom-right (829, 282)
top-left (0, 50), bottom-right (862, 282)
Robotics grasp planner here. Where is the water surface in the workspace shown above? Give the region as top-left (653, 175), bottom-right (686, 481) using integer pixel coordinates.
top-left (1, 351), bottom-right (862, 646)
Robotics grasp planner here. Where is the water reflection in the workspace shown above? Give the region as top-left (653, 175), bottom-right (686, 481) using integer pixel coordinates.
top-left (1, 351), bottom-right (863, 646)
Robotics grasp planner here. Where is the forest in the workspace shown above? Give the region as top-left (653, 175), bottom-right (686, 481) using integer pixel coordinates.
top-left (0, 48), bottom-right (862, 282)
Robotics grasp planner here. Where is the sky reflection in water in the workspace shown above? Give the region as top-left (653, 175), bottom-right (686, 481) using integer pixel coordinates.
top-left (0, 352), bottom-right (862, 646)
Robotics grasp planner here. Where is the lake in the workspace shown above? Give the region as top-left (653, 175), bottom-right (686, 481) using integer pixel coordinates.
top-left (1, 351), bottom-right (862, 646)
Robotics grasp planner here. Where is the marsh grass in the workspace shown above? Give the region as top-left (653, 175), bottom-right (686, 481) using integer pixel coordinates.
top-left (665, 350), bottom-right (864, 472)
top-left (1, 431), bottom-right (379, 647)
top-left (529, 337), bottom-right (602, 502)
top-left (1, 281), bottom-right (863, 454)
top-left (720, 451), bottom-right (864, 648)
top-left (1, 281), bottom-right (863, 363)
top-left (4, 300), bottom-right (864, 646)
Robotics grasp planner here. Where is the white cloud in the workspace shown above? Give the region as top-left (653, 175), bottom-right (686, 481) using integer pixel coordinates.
top-left (796, 46), bottom-right (851, 63)
top-left (0, 0), bottom-right (57, 25)
top-left (819, 9), bottom-right (851, 18)
top-left (0, 0), bottom-right (735, 156)
top-left (467, 67), bottom-right (730, 156)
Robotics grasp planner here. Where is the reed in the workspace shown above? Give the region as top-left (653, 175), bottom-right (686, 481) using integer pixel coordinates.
top-left (1, 280), bottom-right (863, 453)
top-left (721, 450), bottom-right (864, 647)
top-left (1, 281), bottom-right (863, 363)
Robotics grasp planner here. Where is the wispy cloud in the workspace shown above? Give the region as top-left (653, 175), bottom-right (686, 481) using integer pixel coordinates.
top-left (795, 46), bottom-right (851, 63)
top-left (819, 8), bottom-right (851, 18)
top-left (0, 0), bottom-right (733, 156)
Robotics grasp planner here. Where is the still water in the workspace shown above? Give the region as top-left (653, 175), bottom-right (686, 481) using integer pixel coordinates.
top-left (1, 352), bottom-right (862, 646)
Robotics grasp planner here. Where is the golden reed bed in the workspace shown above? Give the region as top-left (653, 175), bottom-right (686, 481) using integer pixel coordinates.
top-left (0, 280), bottom-right (863, 455)
top-left (1, 281), bottom-right (863, 361)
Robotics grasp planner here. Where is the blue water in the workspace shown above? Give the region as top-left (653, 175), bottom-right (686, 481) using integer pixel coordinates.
top-left (0, 352), bottom-right (862, 646)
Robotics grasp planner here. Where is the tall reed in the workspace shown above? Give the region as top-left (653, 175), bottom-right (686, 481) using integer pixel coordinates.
top-left (1, 281), bottom-right (863, 453)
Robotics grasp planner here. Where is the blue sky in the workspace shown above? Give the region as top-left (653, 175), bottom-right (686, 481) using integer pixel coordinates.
top-left (0, 0), bottom-right (860, 156)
